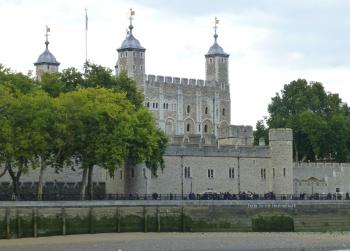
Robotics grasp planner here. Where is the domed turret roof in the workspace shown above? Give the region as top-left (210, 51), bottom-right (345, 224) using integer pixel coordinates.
top-left (34, 41), bottom-right (60, 66)
top-left (206, 41), bottom-right (229, 57)
top-left (118, 32), bottom-right (145, 51)
top-left (205, 18), bottom-right (229, 57)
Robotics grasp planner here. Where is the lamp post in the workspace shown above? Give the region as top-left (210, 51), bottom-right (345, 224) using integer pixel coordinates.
top-left (190, 177), bottom-right (193, 194)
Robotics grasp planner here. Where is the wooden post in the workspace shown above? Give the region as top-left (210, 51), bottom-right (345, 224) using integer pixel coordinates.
top-left (181, 206), bottom-right (185, 232)
top-left (89, 208), bottom-right (94, 234)
top-left (16, 209), bottom-right (21, 238)
top-left (157, 207), bottom-right (160, 233)
top-left (61, 208), bottom-right (66, 236)
top-left (143, 207), bottom-right (147, 233)
top-left (33, 208), bottom-right (38, 238)
top-left (5, 208), bottom-right (10, 239)
top-left (116, 207), bottom-right (120, 233)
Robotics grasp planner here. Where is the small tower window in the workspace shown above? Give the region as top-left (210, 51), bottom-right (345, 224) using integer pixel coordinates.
top-left (133, 52), bottom-right (136, 57)
top-left (198, 124), bottom-right (201, 132)
top-left (140, 65), bottom-right (143, 70)
top-left (187, 105), bottom-right (191, 113)
top-left (209, 58), bottom-right (213, 63)
top-left (156, 103), bottom-right (158, 109)
top-left (205, 107), bottom-right (208, 115)
top-left (204, 124), bottom-right (208, 133)
top-left (222, 108), bottom-right (225, 116)
top-left (141, 52), bottom-right (144, 58)
top-left (283, 168), bottom-right (286, 177)
top-left (186, 123), bottom-right (190, 132)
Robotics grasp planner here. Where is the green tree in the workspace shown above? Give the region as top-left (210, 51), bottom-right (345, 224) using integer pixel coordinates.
top-left (253, 120), bottom-right (269, 146)
top-left (267, 79), bottom-right (350, 162)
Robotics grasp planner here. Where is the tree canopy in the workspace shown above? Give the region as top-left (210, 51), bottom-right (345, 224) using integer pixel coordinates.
top-left (263, 79), bottom-right (350, 162)
top-left (0, 63), bottom-right (167, 199)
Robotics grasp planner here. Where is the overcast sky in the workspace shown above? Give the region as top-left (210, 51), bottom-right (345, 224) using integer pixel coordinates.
top-left (1, 0), bottom-right (349, 127)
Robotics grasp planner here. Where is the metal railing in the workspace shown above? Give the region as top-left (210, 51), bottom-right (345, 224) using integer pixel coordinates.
top-left (0, 192), bottom-right (349, 201)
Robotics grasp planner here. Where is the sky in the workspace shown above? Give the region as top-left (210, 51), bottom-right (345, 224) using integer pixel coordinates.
top-left (0, 0), bottom-right (349, 127)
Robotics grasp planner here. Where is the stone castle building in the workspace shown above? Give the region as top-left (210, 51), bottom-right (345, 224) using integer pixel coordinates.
top-left (4, 13), bottom-right (346, 197)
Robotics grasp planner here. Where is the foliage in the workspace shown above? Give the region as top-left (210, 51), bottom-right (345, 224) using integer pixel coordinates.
top-left (253, 120), bottom-right (268, 146)
top-left (266, 79), bottom-right (350, 162)
top-left (252, 215), bottom-right (294, 232)
top-left (0, 62), bottom-right (167, 198)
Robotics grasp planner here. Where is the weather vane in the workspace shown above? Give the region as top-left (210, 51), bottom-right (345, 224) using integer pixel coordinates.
top-left (45, 25), bottom-right (50, 48)
top-left (213, 17), bottom-right (219, 42)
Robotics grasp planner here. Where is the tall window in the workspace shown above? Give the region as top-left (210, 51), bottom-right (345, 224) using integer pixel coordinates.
top-left (187, 105), bottom-right (191, 113)
top-left (131, 168), bottom-right (135, 178)
top-left (222, 108), bottom-right (225, 116)
top-left (204, 124), bottom-right (208, 133)
top-left (283, 168), bottom-right (286, 177)
top-left (120, 170), bottom-right (123, 180)
top-left (260, 168), bottom-right (266, 180)
top-left (229, 168), bottom-right (234, 179)
top-left (184, 167), bottom-right (191, 178)
top-left (208, 169), bottom-right (214, 178)
top-left (273, 168), bottom-right (275, 178)
top-left (205, 107), bottom-right (208, 114)
top-left (143, 168), bottom-right (146, 179)
top-left (186, 123), bottom-right (190, 132)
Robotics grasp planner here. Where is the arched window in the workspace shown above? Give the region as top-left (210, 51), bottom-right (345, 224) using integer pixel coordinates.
top-left (186, 123), bottom-right (190, 132)
top-left (205, 107), bottom-right (208, 114)
top-left (187, 105), bottom-right (190, 113)
top-left (222, 108), bottom-right (225, 116)
top-left (204, 124), bottom-right (208, 133)
top-left (146, 102), bottom-right (150, 107)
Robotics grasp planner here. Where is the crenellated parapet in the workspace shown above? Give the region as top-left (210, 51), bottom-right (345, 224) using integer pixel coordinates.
top-left (145, 74), bottom-right (208, 88)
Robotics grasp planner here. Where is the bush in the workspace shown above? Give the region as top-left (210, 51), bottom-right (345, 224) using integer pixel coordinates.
top-left (252, 215), bottom-right (294, 232)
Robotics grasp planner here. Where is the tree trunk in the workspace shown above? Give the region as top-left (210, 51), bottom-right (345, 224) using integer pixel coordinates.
top-left (87, 165), bottom-right (94, 200)
top-left (294, 134), bottom-right (299, 162)
top-left (80, 168), bottom-right (88, 200)
top-left (0, 165), bottom-right (8, 178)
top-left (7, 163), bottom-right (21, 201)
top-left (37, 158), bottom-right (46, 201)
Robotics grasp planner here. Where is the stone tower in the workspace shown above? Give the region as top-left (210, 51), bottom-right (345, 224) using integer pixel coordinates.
top-left (205, 17), bottom-right (229, 88)
top-left (269, 128), bottom-right (294, 194)
top-left (34, 26), bottom-right (60, 80)
top-left (115, 9), bottom-right (146, 92)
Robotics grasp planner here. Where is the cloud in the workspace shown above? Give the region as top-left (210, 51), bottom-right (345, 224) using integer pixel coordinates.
top-left (0, 0), bottom-right (349, 127)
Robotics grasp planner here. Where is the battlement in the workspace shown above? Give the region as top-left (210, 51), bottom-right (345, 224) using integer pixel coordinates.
top-left (165, 143), bottom-right (270, 158)
top-left (269, 128), bottom-right (293, 141)
top-left (145, 74), bottom-right (207, 87)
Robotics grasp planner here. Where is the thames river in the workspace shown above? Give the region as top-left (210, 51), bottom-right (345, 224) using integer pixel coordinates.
top-left (1, 232), bottom-right (350, 251)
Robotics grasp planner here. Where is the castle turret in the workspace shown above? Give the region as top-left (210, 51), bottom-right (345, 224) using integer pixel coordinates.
top-left (34, 26), bottom-right (60, 80)
top-left (269, 128), bottom-right (293, 194)
top-left (205, 17), bottom-right (229, 88)
top-left (115, 9), bottom-right (146, 92)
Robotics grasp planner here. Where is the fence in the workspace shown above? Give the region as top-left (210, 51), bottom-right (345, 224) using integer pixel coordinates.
top-left (1, 192), bottom-right (349, 201)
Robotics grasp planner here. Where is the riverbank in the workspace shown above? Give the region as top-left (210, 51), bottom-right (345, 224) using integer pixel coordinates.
top-left (1, 232), bottom-right (350, 251)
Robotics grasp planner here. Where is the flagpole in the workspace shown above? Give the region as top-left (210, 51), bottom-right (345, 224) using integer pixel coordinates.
top-left (85, 8), bottom-right (88, 64)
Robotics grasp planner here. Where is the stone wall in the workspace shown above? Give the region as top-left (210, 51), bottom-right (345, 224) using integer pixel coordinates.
top-left (144, 74), bottom-right (231, 137)
top-left (293, 162), bottom-right (350, 194)
top-left (119, 137), bottom-right (293, 195)
top-left (1, 200), bottom-right (350, 238)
